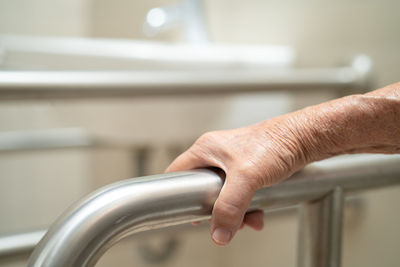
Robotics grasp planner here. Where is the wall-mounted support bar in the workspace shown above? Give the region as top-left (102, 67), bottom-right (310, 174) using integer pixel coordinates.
top-left (0, 62), bottom-right (370, 100)
top-left (27, 154), bottom-right (400, 267)
top-left (0, 230), bottom-right (46, 258)
top-left (298, 187), bottom-right (344, 267)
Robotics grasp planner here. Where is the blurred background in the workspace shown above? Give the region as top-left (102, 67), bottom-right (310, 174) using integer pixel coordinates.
top-left (0, 0), bottom-right (399, 266)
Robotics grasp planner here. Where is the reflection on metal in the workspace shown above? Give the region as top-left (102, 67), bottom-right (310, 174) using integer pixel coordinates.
top-left (27, 154), bottom-right (400, 267)
top-left (298, 187), bottom-right (344, 267)
top-left (0, 230), bottom-right (46, 258)
top-left (0, 206), bottom-right (297, 258)
top-left (0, 65), bottom-right (370, 100)
top-left (0, 198), bottom-right (363, 260)
top-left (0, 128), bottom-right (94, 152)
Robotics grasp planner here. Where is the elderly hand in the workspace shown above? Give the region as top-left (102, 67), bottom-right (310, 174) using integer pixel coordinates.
top-left (166, 82), bottom-right (400, 246)
top-left (166, 113), bottom-right (322, 246)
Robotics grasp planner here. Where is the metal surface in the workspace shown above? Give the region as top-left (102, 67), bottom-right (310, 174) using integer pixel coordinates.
top-left (0, 230), bottom-right (46, 257)
top-left (0, 67), bottom-right (369, 100)
top-left (298, 187), bottom-right (344, 267)
top-left (0, 206), bottom-right (294, 259)
top-left (0, 35), bottom-right (372, 100)
top-left (28, 154), bottom-right (400, 267)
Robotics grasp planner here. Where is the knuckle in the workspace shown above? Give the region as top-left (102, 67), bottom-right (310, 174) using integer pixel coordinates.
top-left (235, 161), bottom-right (257, 177)
top-left (196, 131), bottom-right (218, 145)
top-left (234, 162), bottom-right (264, 190)
top-left (193, 131), bottom-right (233, 166)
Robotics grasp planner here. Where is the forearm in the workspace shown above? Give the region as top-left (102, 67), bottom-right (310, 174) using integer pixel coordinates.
top-left (305, 94), bottom-right (399, 155)
top-left (166, 82), bottom-right (400, 245)
top-left (260, 82), bottom-right (400, 168)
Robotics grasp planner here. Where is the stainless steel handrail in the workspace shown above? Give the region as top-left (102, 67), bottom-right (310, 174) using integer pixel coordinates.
top-left (0, 206), bottom-right (296, 259)
top-left (0, 65), bottom-right (370, 100)
top-left (28, 154), bottom-right (400, 267)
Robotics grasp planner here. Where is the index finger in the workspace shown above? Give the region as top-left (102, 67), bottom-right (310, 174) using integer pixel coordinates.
top-left (165, 149), bottom-right (210, 173)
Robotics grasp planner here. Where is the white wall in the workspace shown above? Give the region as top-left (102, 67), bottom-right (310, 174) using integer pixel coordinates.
top-left (207, 0), bottom-right (400, 87)
top-left (0, 0), bottom-right (91, 36)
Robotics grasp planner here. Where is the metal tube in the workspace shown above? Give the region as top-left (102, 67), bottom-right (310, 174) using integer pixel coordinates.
top-left (0, 206), bottom-right (295, 258)
top-left (0, 67), bottom-right (368, 100)
top-left (28, 154), bottom-right (400, 267)
top-left (298, 187), bottom-right (344, 267)
top-left (0, 230), bottom-right (46, 258)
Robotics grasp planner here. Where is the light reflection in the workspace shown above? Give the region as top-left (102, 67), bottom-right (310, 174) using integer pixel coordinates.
top-left (146, 8), bottom-right (167, 28)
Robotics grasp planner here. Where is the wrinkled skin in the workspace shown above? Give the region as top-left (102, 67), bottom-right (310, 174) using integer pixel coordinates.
top-left (166, 82), bottom-right (400, 246)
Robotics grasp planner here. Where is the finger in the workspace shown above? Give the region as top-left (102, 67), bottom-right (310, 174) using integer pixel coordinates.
top-left (191, 221), bottom-right (201, 226)
top-left (210, 176), bottom-right (256, 246)
top-left (243, 210), bottom-right (264, 231)
top-left (165, 150), bottom-right (209, 173)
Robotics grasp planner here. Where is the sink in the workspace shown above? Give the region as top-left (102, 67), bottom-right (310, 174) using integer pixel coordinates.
top-left (0, 35), bottom-right (295, 71)
top-left (0, 35), bottom-right (370, 101)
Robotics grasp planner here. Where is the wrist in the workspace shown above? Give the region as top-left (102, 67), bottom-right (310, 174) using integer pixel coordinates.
top-left (276, 95), bottom-right (361, 164)
top-left (254, 90), bottom-right (399, 177)
top-left (255, 113), bottom-right (320, 175)
top-left (284, 93), bottom-right (399, 162)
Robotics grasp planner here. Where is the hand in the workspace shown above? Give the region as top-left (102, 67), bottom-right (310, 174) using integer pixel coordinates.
top-left (166, 82), bottom-right (400, 246)
top-left (166, 118), bottom-right (311, 246)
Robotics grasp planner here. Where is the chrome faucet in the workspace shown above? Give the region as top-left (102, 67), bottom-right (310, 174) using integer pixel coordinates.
top-left (143, 0), bottom-right (209, 42)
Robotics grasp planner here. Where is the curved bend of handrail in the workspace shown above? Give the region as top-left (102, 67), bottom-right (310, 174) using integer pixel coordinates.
top-left (28, 155), bottom-right (400, 267)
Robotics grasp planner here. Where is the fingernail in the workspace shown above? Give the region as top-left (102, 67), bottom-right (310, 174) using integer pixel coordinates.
top-left (212, 228), bottom-right (232, 245)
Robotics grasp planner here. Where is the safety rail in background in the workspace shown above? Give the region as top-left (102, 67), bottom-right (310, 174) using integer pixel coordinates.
top-left (0, 55), bottom-right (372, 100)
top-left (0, 68), bottom-right (369, 100)
top-left (0, 230), bottom-right (46, 258)
top-left (26, 154), bottom-right (400, 267)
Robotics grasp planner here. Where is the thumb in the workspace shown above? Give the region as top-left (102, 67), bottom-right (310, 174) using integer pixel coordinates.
top-left (210, 175), bottom-right (256, 246)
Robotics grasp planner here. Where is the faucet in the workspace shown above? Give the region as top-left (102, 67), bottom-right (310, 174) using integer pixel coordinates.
top-left (143, 0), bottom-right (209, 42)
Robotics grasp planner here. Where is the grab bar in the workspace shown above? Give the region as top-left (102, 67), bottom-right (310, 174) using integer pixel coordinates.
top-left (0, 55), bottom-right (371, 100)
top-left (0, 230), bottom-right (46, 258)
top-left (28, 154), bottom-right (400, 267)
